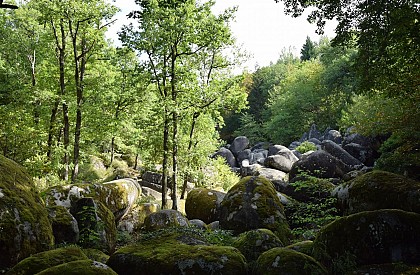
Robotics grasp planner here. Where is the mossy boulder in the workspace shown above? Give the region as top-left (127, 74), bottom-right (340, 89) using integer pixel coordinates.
top-left (70, 198), bottom-right (117, 253)
top-left (117, 202), bottom-right (160, 233)
top-left (313, 209), bottom-right (420, 272)
top-left (0, 155), bottom-right (54, 270)
top-left (107, 231), bottom-right (247, 274)
top-left (253, 248), bottom-right (327, 275)
top-left (185, 188), bottom-right (225, 224)
top-left (82, 248), bottom-right (109, 264)
top-left (6, 246), bottom-right (88, 275)
top-left (36, 260), bottom-right (117, 275)
top-left (47, 205), bottom-right (79, 245)
top-left (143, 209), bottom-right (189, 231)
top-left (233, 229), bottom-right (283, 262)
top-left (285, 240), bottom-right (314, 257)
top-left (219, 176), bottom-right (291, 244)
top-left (44, 178), bottom-right (141, 223)
top-left (333, 170), bottom-right (420, 215)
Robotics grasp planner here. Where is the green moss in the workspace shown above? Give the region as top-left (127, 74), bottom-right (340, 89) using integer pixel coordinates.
top-left (107, 232), bottom-right (247, 275)
top-left (335, 170), bottom-right (420, 215)
top-left (36, 260), bottom-right (117, 275)
top-left (143, 209), bottom-right (189, 231)
top-left (285, 241), bottom-right (314, 257)
top-left (185, 188), bottom-right (224, 223)
top-left (233, 229), bottom-right (283, 263)
top-left (313, 209), bottom-right (420, 273)
top-left (220, 176), bottom-right (291, 244)
top-left (0, 155), bottom-right (54, 269)
top-left (82, 249), bottom-right (109, 264)
top-left (7, 246), bottom-right (88, 275)
top-left (254, 248), bottom-right (327, 275)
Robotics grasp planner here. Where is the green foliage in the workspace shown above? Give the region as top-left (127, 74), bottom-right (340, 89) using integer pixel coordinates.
top-left (300, 36), bottom-right (317, 61)
top-left (200, 157), bottom-right (240, 191)
top-left (295, 141), bottom-right (318, 154)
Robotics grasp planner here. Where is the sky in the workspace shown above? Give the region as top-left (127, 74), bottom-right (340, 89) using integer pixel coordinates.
top-left (106, 0), bottom-right (336, 71)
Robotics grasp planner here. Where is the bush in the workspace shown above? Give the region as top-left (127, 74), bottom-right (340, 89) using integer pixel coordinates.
top-left (295, 141), bottom-right (317, 154)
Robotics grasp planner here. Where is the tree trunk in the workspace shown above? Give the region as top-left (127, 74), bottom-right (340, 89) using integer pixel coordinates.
top-left (181, 112), bottom-right (199, 199)
top-left (171, 53), bottom-right (178, 210)
top-left (161, 111), bottom-right (170, 209)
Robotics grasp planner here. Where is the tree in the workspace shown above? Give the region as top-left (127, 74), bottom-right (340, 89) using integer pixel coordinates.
top-left (121, 0), bottom-right (242, 209)
top-left (300, 36), bottom-right (316, 61)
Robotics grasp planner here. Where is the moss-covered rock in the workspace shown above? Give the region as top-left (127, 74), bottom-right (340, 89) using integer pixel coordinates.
top-left (233, 229), bottom-right (283, 263)
top-left (36, 260), bottom-right (117, 275)
top-left (285, 240), bottom-right (314, 257)
top-left (47, 205), bottom-right (79, 245)
top-left (107, 231), bottom-right (247, 275)
top-left (219, 176), bottom-right (291, 244)
top-left (70, 198), bottom-right (117, 254)
top-left (313, 209), bottom-right (420, 273)
top-left (333, 170), bottom-right (420, 215)
top-left (253, 248), bottom-right (327, 275)
top-left (44, 178), bottom-right (141, 223)
top-left (82, 249), bottom-right (109, 264)
top-left (6, 246), bottom-right (88, 275)
top-left (143, 209), bottom-right (189, 231)
top-left (117, 203), bottom-right (160, 233)
top-left (185, 188), bottom-right (225, 224)
top-left (0, 155), bottom-right (54, 270)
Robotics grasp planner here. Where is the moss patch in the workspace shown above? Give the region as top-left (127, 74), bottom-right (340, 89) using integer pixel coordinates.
top-left (254, 248), bottom-right (327, 275)
top-left (36, 260), bottom-right (117, 275)
top-left (7, 246), bottom-right (88, 275)
top-left (285, 240), bottom-right (314, 257)
top-left (185, 188), bottom-right (225, 224)
top-left (107, 231), bottom-right (247, 275)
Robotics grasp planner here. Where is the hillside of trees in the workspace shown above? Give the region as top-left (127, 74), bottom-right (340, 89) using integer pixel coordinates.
top-left (1, 0), bottom-right (418, 195)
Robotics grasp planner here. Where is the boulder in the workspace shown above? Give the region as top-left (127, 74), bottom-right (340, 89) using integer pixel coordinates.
top-left (289, 150), bottom-right (351, 180)
top-left (321, 140), bottom-right (363, 167)
top-left (117, 203), bottom-right (160, 233)
top-left (185, 188), bottom-right (225, 224)
top-left (343, 142), bottom-right (376, 166)
top-left (333, 170), bottom-right (420, 215)
top-left (107, 231), bottom-right (247, 275)
top-left (313, 209), bottom-right (420, 272)
top-left (44, 178), bottom-right (141, 223)
top-left (240, 162), bottom-right (262, 177)
top-left (251, 142), bottom-right (270, 151)
top-left (233, 229), bottom-right (284, 262)
top-left (189, 219), bottom-right (207, 230)
top-left (0, 155), bottom-right (54, 270)
top-left (324, 129), bottom-right (342, 144)
top-left (308, 138), bottom-right (321, 145)
top-left (264, 149), bottom-right (299, 173)
top-left (144, 209), bottom-right (189, 231)
top-left (47, 205), bottom-right (79, 245)
top-left (82, 248), bottom-right (110, 264)
top-left (254, 248), bottom-right (327, 275)
top-left (343, 132), bottom-right (372, 147)
top-left (70, 198), bottom-right (117, 253)
top-left (219, 176), bottom-right (291, 244)
top-left (255, 167), bottom-right (288, 183)
top-left (213, 147), bottom-right (237, 167)
top-left (267, 145), bottom-right (288, 156)
top-left (289, 141), bottom-right (301, 150)
top-left (230, 136), bottom-right (250, 156)
top-left (237, 149), bottom-right (251, 166)
top-left (285, 241), bottom-right (314, 257)
top-left (308, 124), bottom-right (322, 140)
top-left (274, 177), bottom-right (335, 203)
top-left (250, 149), bottom-right (268, 165)
top-left (36, 260), bottom-right (117, 275)
top-left (6, 246), bottom-right (88, 275)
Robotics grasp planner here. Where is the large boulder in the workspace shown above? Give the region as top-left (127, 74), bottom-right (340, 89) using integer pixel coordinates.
top-left (0, 155), bottom-right (54, 270)
top-left (70, 198), bottom-right (117, 253)
top-left (253, 248), bottom-right (327, 275)
top-left (264, 148), bottom-right (299, 173)
top-left (321, 140), bottom-right (363, 167)
top-left (237, 149), bottom-right (251, 166)
top-left (267, 145), bottom-right (288, 156)
top-left (250, 149), bottom-right (268, 165)
top-left (213, 147), bottom-right (237, 168)
top-left (255, 167), bottom-right (288, 183)
top-left (233, 229), bottom-right (284, 263)
top-left (333, 170), bottom-right (420, 215)
top-left (324, 129), bottom-right (342, 144)
top-left (313, 209), bottom-right (420, 272)
top-left (44, 178), bottom-right (141, 223)
top-left (107, 231), bottom-right (247, 275)
top-left (230, 136), bottom-right (250, 156)
top-left (185, 188), bottom-right (225, 224)
top-left (36, 260), bottom-right (117, 275)
top-left (143, 209), bottom-right (189, 231)
top-left (117, 203), bottom-right (160, 233)
top-left (219, 176), bottom-right (291, 244)
top-left (6, 246), bottom-right (88, 275)
top-left (289, 150), bottom-right (351, 180)
top-left (343, 142), bottom-right (376, 166)
top-left (47, 205), bottom-right (79, 245)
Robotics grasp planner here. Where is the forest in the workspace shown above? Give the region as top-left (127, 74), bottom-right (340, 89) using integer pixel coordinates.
top-left (1, 0), bottom-right (420, 274)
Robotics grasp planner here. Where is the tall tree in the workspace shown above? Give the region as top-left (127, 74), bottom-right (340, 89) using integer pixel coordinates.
top-left (121, 0), bottom-right (240, 209)
top-left (300, 36), bottom-right (317, 61)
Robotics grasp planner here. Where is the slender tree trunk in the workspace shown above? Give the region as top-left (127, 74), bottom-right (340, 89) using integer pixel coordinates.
top-left (161, 111), bottom-right (170, 209)
top-left (170, 53), bottom-right (178, 210)
top-left (181, 112), bottom-right (199, 199)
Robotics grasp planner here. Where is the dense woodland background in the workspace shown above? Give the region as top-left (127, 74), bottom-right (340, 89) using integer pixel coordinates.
top-left (0, 0), bottom-right (419, 200)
